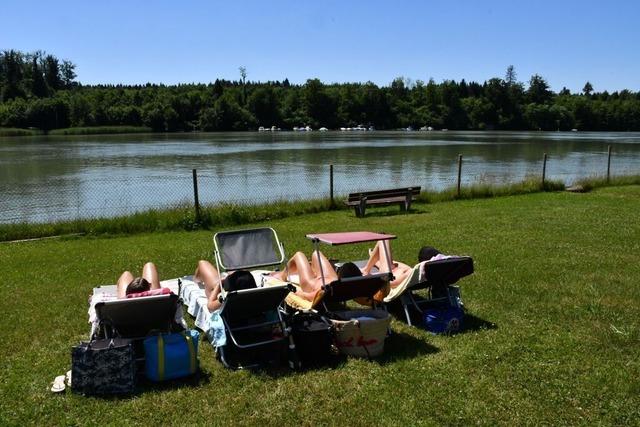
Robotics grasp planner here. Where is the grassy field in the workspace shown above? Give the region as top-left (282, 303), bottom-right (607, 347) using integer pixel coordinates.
top-left (1, 186), bottom-right (638, 425)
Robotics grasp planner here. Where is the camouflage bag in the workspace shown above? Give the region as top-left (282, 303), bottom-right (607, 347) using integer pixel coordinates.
top-left (71, 338), bottom-right (136, 395)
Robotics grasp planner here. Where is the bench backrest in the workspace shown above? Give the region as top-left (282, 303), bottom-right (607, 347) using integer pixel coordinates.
top-left (347, 187), bottom-right (421, 202)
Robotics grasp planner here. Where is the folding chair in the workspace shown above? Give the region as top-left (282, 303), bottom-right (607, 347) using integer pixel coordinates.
top-left (396, 256), bottom-right (474, 326)
top-left (93, 292), bottom-right (183, 364)
top-left (212, 227), bottom-right (298, 370)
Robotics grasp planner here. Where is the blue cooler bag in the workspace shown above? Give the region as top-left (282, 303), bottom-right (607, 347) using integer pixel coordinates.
top-left (144, 330), bottom-right (199, 381)
top-left (423, 306), bottom-right (464, 334)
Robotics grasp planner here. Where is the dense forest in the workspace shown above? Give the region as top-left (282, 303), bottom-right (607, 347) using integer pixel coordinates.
top-left (1, 50), bottom-right (639, 132)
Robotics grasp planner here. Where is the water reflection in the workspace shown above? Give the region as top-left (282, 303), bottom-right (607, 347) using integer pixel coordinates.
top-left (0, 131), bottom-right (638, 223)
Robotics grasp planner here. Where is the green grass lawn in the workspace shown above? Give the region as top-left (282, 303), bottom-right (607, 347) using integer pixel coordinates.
top-left (1, 187), bottom-right (638, 425)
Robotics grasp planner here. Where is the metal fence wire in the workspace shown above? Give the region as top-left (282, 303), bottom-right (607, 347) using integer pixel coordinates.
top-left (0, 146), bottom-right (636, 224)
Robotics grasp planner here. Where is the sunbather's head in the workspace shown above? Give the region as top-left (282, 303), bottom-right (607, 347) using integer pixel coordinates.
top-left (337, 262), bottom-right (362, 279)
top-left (418, 246), bottom-right (442, 262)
top-left (126, 277), bottom-right (151, 295)
top-left (222, 270), bottom-right (256, 291)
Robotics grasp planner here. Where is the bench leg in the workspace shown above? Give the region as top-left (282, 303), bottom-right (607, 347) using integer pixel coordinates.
top-left (359, 197), bottom-right (367, 218)
top-left (405, 193), bottom-right (412, 212)
top-left (354, 206), bottom-right (361, 217)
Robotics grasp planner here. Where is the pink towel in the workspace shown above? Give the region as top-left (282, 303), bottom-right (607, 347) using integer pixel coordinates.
top-left (126, 287), bottom-right (171, 298)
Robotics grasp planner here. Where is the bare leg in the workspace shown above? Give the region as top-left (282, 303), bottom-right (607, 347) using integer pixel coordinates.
top-left (194, 260), bottom-right (222, 311)
top-left (390, 261), bottom-right (413, 288)
top-left (287, 252), bottom-right (318, 292)
top-left (142, 262), bottom-right (161, 290)
top-left (310, 250), bottom-right (338, 283)
top-left (117, 271), bottom-right (134, 298)
top-left (362, 240), bottom-right (394, 274)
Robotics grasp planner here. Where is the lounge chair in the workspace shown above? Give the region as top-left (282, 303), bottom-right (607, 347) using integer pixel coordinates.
top-left (306, 231), bottom-right (394, 310)
top-left (92, 292), bottom-right (183, 340)
top-left (212, 227), bottom-right (299, 370)
top-left (89, 286), bottom-right (186, 365)
top-left (383, 256), bottom-right (474, 326)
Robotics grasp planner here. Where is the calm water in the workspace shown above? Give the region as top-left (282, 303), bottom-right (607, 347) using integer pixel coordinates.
top-left (1, 131), bottom-right (639, 223)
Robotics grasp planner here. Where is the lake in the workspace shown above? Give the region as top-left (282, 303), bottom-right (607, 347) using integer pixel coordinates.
top-left (1, 131), bottom-right (638, 223)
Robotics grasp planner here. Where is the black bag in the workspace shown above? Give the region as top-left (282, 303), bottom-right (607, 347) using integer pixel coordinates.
top-left (290, 312), bottom-right (334, 367)
top-left (71, 338), bottom-right (136, 395)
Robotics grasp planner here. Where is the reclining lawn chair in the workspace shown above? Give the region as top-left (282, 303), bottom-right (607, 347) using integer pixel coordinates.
top-left (91, 288), bottom-right (185, 365)
top-left (385, 256), bottom-right (474, 326)
top-left (93, 291), bottom-right (183, 340)
top-left (305, 231), bottom-right (395, 311)
top-left (213, 227), bottom-right (298, 370)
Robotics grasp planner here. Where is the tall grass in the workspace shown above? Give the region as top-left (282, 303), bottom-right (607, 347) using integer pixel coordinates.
top-left (2, 176), bottom-right (638, 242)
top-left (0, 127), bottom-right (42, 137)
top-left (48, 126), bottom-right (153, 135)
top-left (574, 174), bottom-right (640, 191)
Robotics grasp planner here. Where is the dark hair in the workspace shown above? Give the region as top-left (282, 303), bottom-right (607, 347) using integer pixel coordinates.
top-left (126, 277), bottom-right (151, 295)
top-left (222, 270), bottom-right (257, 292)
top-left (337, 262), bottom-right (363, 279)
top-left (418, 246), bottom-right (442, 262)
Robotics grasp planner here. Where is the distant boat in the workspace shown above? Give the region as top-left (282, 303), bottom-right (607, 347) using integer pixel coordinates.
top-left (258, 126), bottom-right (266, 132)
top-left (441, 128), bottom-right (448, 131)
top-left (368, 126), bottom-right (375, 131)
top-left (571, 128), bottom-right (578, 132)
top-left (419, 126), bottom-right (434, 131)
top-left (319, 127), bottom-right (328, 131)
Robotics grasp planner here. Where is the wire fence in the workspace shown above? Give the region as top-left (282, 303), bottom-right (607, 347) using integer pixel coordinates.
top-left (1, 145), bottom-right (637, 224)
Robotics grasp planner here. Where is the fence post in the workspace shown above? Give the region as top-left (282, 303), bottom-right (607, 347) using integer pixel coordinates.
top-left (542, 153), bottom-right (547, 188)
top-left (456, 154), bottom-right (462, 198)
top-left (329, 164), bottom-right (334, 208)
top-left (192, 168), bottom-right (200, 221)
top-left (607, 145), bottom-right (612, 183)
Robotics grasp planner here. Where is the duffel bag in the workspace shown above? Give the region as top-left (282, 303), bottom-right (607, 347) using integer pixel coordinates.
top-left (144, 330), bottom-right (199, 381)
top-left (423, 305), bottom-right (463, 334)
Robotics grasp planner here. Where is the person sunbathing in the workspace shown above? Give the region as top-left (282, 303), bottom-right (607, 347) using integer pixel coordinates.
top-left (116, 261), bottom-right (162, 298)
top-left (271, 250), bottom-right (338, 301)
top-left (360, 240), bottom-right (414, 289)
top-left (194, 260), bottom-right (258, 312)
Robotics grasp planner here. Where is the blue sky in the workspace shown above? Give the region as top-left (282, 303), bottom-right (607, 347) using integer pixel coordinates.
top-left (2, 0), bottom-right (638, 92)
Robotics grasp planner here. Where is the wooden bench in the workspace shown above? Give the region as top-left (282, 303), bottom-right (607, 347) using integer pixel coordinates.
top-left (344, 187), bottom-right (421, 217)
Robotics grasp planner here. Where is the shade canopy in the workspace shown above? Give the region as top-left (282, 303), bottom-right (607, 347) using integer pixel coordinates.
top-left (305, 231), bottom-right (396, 246)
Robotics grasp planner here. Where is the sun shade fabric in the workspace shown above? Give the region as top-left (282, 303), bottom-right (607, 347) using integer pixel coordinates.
top-left (215, 228), bottom-right (283, 270)
top-left (322, 274), bottom-right (390, 303)
top-left (94, 294), bottom-right (179, 338)
top-left (421, 256), bottom-right (474, 287)
top-left (222, 285), bottom-right (290, 322)
top-left (305, 231), bottom-right (396, 246)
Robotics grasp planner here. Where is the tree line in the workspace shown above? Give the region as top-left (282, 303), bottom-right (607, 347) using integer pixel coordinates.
top-left (1, 50), bottom-right (639, 132)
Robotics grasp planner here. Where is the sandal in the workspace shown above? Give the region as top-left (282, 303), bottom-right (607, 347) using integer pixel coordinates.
top-left (51, 375), bottom-right (66, 393)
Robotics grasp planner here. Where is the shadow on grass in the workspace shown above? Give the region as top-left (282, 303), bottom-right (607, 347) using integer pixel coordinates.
top-left (459, 312), bottom-right (498, 334)
top-left (138, 368), bottom-right (213, 392)
top-left (374, 331), bottom-right (439, 365)
top-left (386, 301), bottom-right (497, 335)
top-left (82, 369), bottom-right (213, 399)
top-left (352, 206), bottom-right (428, 219)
